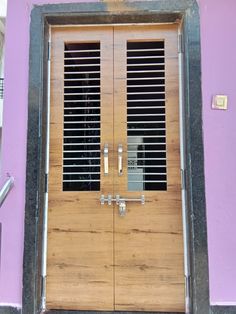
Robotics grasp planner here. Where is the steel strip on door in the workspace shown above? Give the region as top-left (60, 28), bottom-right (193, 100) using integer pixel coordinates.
top-left (47, 27), bottom-right (114, 310)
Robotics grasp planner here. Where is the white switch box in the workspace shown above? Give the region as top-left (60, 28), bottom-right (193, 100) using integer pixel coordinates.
top-left (212, 95), bottom-right (228, 110)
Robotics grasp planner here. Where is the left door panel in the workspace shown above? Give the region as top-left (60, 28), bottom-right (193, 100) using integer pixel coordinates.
top-left (47, 27), bottom-right (114, 311)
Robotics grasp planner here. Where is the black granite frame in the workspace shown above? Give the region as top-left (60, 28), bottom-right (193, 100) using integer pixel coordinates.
top-left (18, 1), bottom-right (231, 314)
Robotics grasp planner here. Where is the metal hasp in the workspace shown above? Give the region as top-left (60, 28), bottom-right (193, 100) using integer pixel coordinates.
top-left (0, 175), bottom-right (14, 208)
top-left (104, 144), bottom-right (109, 175)
top-left (118, 144), bottom-right (123, 176)
top-left (100, 194), bottom-right (145, 216)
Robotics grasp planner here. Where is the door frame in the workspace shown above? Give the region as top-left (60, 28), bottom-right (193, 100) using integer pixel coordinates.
top-left (23, 1), bottom-right (212, 314)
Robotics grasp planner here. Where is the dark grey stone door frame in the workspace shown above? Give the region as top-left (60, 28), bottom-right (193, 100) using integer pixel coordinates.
top-left (20, 1), bottom-right (233, 314)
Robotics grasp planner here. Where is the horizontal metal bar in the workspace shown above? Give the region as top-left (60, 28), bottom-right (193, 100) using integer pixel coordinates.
top-left (128, 165), bottom-right (166, 168)
top-left (127, 70), bottom-right (164, 73)
top-left (64, 150), bottom-right (100, 153)
top-left (128, 143), bottom-right (166, 145)
top-left (127, 128), bottom-right (165, 131)
top-left (63, 179), bottom-right (100, 182)
top-left (65, 49), bottom-right (100, 53)
top-left (128, 135), bottom-right (165, 138)
top-left (64, 86), bottom-right (100, 89)
top-left (64, 100), bottom-right (100, 103)
top-left (64, 107), bottom-right (101, 110)
top-left (127, 91), bottom-right (164, 95)
top-left (127, 49), bottom-right (164, 52)
top-left (128, 120), bottom-right (165, 123)
top-left (64, 114), bottom-right (100, 117)
top-left (0, 176), bottom-right (14, 208)
top-left (64, 71), bottom-right (100, 74)
top-left (100, 194), bottom-right (145, 205)
top-left (127, 56), bottom-right (164, 60)
top-left (63, 157), bottom-right (100, 160)
top-left (127, 77), bottom-right (165, 81)
top-left (64, 64), bottom-right (100, 67)
top-left (128, 172), bottom-right (166, 175)
top-left (64, 164), bottom-right (100, 167)
top-left (128, 84), bottom-right (165, 88)
top-left (128, 158), bottom-right (166, 160)
top-left (128, 113), bottom-right (165, 116)
top-left (64, 78), bottom-right (100, 81)
top-left (64, 128), bottom-right (100, 131)
top-left (63, 172), bottom-right (100, 175)
top-left (127, 113), bottom-right (165, 118)
top-left (128, 150), bottom-right (166, 153)
top-left (64, 92), bottom-right (100, 95)
top-left (64, 122), bottom-right (100, 125)
top-left (128, 63), bottom-right (165, 67)
top-left (64, 143), bottom-right (100, 146)
top-left (128, 107), bottom-right (165, 110)
top-left (128, 180), bottom-right (167, 183)
top-left (65, 57), bottom-right (100, 60)
top-left (64, 135), bottom-right (100, 138)
top-left (127, 99), bottom-right (165, 102)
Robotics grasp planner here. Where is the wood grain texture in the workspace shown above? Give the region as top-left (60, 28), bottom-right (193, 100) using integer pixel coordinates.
top-left (113, 25), bottom-right (184, 312)
top-left (47, 24), bottom-right (184, 312)
top-left (47, 27), bottom-right (115, 311)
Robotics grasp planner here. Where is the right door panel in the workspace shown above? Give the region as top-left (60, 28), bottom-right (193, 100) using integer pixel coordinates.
top-left (113, 25), bottom-right (185, 312)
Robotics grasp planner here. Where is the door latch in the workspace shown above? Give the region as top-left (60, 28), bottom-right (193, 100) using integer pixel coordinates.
top-left (118, 201), bottom-right (126, 217)
top-left (100, 194), bottom-right (145, 217)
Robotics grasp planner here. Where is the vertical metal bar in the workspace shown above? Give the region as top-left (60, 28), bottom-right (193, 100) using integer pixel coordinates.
top-left (104, 144), bottom-right (109, 175)
top-left (118, 144), bottom-right (123, 176)
top-left (178, 25), bottom-right (191, 314)
top-left (0, 176), bottom-right (14, 208)
top-left (41, 26), bottom-right (51, 311)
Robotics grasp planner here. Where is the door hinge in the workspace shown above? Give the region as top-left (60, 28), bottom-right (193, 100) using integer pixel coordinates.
top-left (48, 41), bottom-right (51, 61)
top-left (45, 173), bottom-right (48, 193)
top-left (181, 168), bottom-right (186, 190)
top-left (178, 33), bottom-right (184, 54)
top-left (185, 275), bottom-right (191, 314)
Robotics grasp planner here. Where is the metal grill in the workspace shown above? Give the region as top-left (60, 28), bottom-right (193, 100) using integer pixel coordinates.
top-left (63, 43), bottom-right (101, 191)
top-left (0, 78), bottom-right (3, 99)
top-left (127, 41), bottom-right (167, 191)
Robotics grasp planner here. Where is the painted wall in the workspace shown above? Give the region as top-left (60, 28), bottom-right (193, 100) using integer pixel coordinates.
top-left (0, 0), bottom-right (236, 309)
top-left (199, 0), bottom-right (236, 305)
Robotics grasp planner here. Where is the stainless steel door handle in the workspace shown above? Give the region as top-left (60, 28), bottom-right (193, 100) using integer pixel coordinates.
top-left (118, 144), bottom-right (123, 176)
top-left (104, 144), bottom-right (109, 175)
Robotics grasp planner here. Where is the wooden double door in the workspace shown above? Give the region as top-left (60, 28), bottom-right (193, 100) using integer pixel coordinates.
top-left (47, 25), bottom-right (184, 313)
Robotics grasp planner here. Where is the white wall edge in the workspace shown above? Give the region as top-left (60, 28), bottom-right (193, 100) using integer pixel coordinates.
top-left (211, 301), bottom-right (236, 306)
top-left (0, 302), bottom-right (22, 309)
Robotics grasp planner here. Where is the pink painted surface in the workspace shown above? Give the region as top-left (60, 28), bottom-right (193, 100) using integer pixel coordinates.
top-left (1, 0), bottom-right (236, 308)
top-left (199, 0), bottom-right (236, 304)
top-left (0, 0), bottom-right (99, 307)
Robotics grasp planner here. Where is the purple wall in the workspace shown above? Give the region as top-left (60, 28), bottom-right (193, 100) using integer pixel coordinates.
top-left (200, 0), bottom-right (236, 305)
top-left (0, 0), bottom-right (236, 308)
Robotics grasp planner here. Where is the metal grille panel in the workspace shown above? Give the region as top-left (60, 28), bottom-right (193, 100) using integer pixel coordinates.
top-left (63, 43), bottom-right (101, 191)
top-left (127, 41), bottom-right (167, 191)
